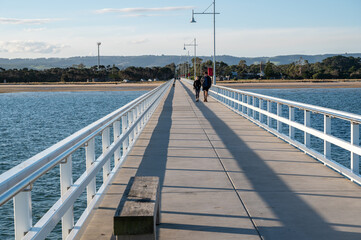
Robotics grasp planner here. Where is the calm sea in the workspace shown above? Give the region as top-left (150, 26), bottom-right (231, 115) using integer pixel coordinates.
top-left (244, 88), bottom-right (361, 169)
top-left (0, 90), bottom-right (145, 239)
top-left (0, 88), bottom-right (361, 239)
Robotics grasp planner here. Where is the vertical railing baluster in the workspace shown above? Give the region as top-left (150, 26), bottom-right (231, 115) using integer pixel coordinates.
top-left (277, 103), bottom-right (281, 132)
top-left (14, 186), bottom-right (32, 240)
top-left (324, 115), bottom-right (331, 159)
top-left (247, 96), bottom-right (251, 116)
top-left (113, 119), bottom-right (121, 165)
top-left (141, 101), bottom-right (145, 127)
top-left (133, 107), bottom-right (138, 137)
top-left (351, 122), bottom-right (360, 175)
top-left (102, 127), bottom-right (110, 181)
top-left (267, 101), bottom-right (271, 126)
top-left (289, 106), bottom-right (295, 139)
top-left (129, 109), bottom-right (134, 144)
top-left (304, 110), bottom-right (311, 147)
top-left (121, 114), bottom-right (129, 158)
top-left (260, 99), bottom-right (263, 123)
top-left (60, 155), bottom-right (74, 239)
top-left (253, 96), bottom-right (256, 119)
top-left (237, 92), bottom-right (241, 113)
top-left (241, 94), bottom-right (245, 114)
top-left (85, 138), bottom-right (96, 206)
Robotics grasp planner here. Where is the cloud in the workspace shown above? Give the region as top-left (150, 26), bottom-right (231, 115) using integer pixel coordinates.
top-left (128, 38), bottom-right (149, 45)
top-left (0, 41), bottom-right (67, 54)
top-left (0, 17), bottom-right (57, 25)
top-left (24, 28), bottom-right (46, 32)
top-left (95, 6), bottom-right (194, 14)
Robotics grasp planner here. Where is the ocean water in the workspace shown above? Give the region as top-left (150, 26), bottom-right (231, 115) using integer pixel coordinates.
top-left (1, 88), bottom-right (361, 239)
top-left (0, 90), bottom-right (146, 239)
top-left (238, 88), bottom-right (361, 169)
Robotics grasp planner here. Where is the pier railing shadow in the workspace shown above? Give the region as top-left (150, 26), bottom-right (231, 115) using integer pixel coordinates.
top-left (179, 80), bottom-right (361, 239)
top-left (135, 84), bottom-right (174, 190)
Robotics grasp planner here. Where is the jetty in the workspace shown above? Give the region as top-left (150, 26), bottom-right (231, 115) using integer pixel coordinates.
top-left (2, 79), bottom-right (361, 240)
top-left (80, 80), bottom-right (361, 239)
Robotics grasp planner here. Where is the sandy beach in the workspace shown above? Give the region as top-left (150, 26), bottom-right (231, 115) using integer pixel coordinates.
top-left (219, 80), bottom-right (361, 89)
top-left (1, 80), bottom-right (361, 94)
top-left (0, 82), bottom-right (163, 94)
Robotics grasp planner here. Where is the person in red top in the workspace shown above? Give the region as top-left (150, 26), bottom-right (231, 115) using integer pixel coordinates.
top-left (202, 71), bottom-right (212, 102)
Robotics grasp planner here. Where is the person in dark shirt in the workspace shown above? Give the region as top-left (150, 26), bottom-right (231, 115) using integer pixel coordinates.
top-left (202, 71), bottom-right (212, 102)
top-left (193, 76), bottom-right (201, 102)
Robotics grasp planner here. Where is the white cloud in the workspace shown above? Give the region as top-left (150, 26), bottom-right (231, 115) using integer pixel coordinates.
top-left (0, 41), bottom-right (67, 54)
top-left (95, 6), bottom-right (194, 14)
top-left (24, 28), bottom-right (46, 32)
top-left (0, 17), bottom-right (56, 25)
top-left (128, 38), bottom-right (149, 45)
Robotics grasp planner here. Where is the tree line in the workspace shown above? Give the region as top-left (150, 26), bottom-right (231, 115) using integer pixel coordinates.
top-left (0, 63), bottom-right (176, 83)
top-left (0, 55), bottom-right (360, 83)
top-left (178, 55), bottom-right (361, 80)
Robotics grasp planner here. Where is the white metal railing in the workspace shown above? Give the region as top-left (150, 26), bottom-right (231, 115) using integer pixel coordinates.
top-left (0, 80), bottom-right (172, 240)
top-left (182, 79), bottom-right (361, 184)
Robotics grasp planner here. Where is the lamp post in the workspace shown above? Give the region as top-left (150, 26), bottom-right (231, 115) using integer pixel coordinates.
top-left (97, 42), bottom-right (101, 69)
top-left (191, 1), bottom-right (219, 85)
top-left (184, 38), bottom-right (198, 80)
top-left (187, 50), bottom-right (190, 79)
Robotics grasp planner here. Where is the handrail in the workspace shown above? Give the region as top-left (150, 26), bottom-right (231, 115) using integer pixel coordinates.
top-left (0, 83), bottom-right (163, 205)
top-left (182, 78), bottom-right (361, 184)
top-left (0, 80), bottom-right (172, 240)
top-left (214, 84), bottom-right (361, 124)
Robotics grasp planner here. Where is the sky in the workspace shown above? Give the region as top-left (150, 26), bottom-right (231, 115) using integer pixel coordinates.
top-left (0, 0), bottom-right (360, 59)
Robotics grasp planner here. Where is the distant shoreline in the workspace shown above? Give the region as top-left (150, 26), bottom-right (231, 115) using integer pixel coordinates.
top-left (1, 80), bottom-right (361, 94)
top-left (218, 79), bottom-right (361, 89)
top-left (0, 82), bottom-right (163, 94)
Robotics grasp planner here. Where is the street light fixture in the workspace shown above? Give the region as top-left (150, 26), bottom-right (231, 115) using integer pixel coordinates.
top-left (191, 1), bottom-right (219, 85)
top-left (184, 38), bottom-right (198, 80)
top-left (97, 42), bottom-right (101, 69)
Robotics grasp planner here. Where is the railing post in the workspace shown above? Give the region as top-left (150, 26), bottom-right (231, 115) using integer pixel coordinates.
top-left (113, 119), bottom-right (121, 165)
top-left (242, 94), bottom-right (245, 114)
top-left (102, 127), bottom-right (111, 181)
top-left (85, 138), bottom-right (96, 206)
top-left (225, 90), bottom-right (228, 106)
top-left (351, 122), bottom-right (360, 175)
top-left (277, 103), bottom-right (281, 132)
top-left (324, 115), bottom-right (331, 159)
top-left (122, 114), bottom-right (129, 158)
top-left (253, 96), bottom-right (256, 119)
top-left (14, 186), bottom-right (32, 240)
top-left (304, 110), bottom-right (311, 147)
top-left (247, 96), bottom-right (251, 116)
top-left (129, 109), bottom-right (134, 144)
top-left (260, 99), bottom-right (263, 123)
top-left (237, 92), bottom-right (241, 113)
top-left (60, 155), bottom-right (74, 239)
top-left (267, 101), bottom-right (271, 126)
top-left (289, 106), bottom-right (295, 139)
top-left (141, 101), bottom-right (145, 127)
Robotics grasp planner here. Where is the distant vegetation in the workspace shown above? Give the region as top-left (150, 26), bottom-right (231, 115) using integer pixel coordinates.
top-left (181, 55), bottom-right (361, 80)
top-left (1, 53), bottom-right (361, 70)
top-left (0, 55), bottom-right (360, 83)
top-left (0, 64), bottom-right (176, 83)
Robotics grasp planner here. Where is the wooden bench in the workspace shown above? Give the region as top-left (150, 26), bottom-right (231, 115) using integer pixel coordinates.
top-left (113, 176), bottom-right (160, 240)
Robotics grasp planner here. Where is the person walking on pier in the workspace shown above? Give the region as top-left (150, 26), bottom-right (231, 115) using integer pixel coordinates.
top-left (193, 76), bottom-right (201, 102)
top-left (202, 71), bottom-right (212, 102)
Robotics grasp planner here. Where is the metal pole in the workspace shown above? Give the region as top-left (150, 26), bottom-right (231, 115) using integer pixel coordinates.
top-left (213, 0), bottom-right (216, 85)
top-left (188, 50), bottom-right (190, 79)
top-left (97, 42), bottom-right (101, 69)
top-left (194, 38), bottom-right (197, 79)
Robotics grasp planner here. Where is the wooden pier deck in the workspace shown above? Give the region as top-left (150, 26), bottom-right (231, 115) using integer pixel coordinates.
top-left (80, 80), bottom-right (361, 240)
